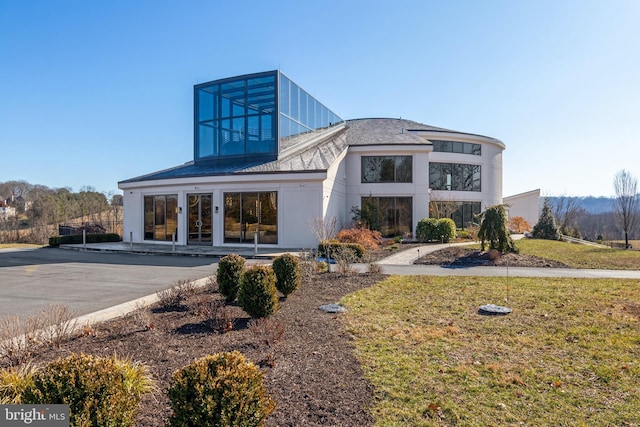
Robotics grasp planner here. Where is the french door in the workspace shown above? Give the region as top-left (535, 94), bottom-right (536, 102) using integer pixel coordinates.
top-left (187, 194), bottom-right (212, 245)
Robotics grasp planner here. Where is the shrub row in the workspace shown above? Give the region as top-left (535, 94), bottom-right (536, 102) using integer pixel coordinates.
top-left (48, 233), bottom-right (121, 247)
top-left (415, 218), bottom-right (457, 243)
top-left (1, 351), bottom-right (275, 427)
top-left (216, 253), bottom-right (301, 318)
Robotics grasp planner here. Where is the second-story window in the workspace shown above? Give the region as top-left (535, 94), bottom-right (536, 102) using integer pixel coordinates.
top-left (361, 156), bottom-right (412, 183)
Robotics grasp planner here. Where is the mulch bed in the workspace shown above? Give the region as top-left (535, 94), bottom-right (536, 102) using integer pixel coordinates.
top-left (414, 246), bottom-right (570, 268)
top-left (22, 271), bottom-right (386, 426)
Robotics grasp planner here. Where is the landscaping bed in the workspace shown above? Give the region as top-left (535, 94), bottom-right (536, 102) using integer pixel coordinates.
top-left (413, 246), bottom-right (570, 268)
top-left (21, 272), bottom-right (385, 426)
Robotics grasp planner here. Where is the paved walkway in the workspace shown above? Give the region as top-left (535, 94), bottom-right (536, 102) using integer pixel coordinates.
top-left (60, 241), bottom-right (302, 259)
top-left (376, 241), bottom-right (478, 265)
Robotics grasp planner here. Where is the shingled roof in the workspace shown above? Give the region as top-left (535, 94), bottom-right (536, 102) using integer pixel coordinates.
top-left (119, 118), bottom-right (500, 184)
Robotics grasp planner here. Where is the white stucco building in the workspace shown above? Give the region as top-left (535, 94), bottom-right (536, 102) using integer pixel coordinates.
top-left (504, 189), bottom-right (541, 230)
top-left (119, 70), bottom-right (507, 248)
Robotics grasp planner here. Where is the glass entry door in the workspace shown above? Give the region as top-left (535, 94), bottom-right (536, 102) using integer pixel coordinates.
top-left (187, 194), bottom-right (212, 245)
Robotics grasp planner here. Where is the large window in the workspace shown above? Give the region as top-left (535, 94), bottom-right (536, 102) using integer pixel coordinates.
top-left (429, 163), bottom-right (481, 192)
top-left (360, 196), bottom-right (412, 238)
top-left (195, 72), bottom-right (276, 163)
top-left (431, 140), bottom-right (481, 155)
top-left (361, 156), bottom-right (412, 183)
top-left (144, 195), bottom-right (177, 241)
top-left (224, 192), bottom-right (277, 244)
top-left (430, 201), bottom-right (481, 228)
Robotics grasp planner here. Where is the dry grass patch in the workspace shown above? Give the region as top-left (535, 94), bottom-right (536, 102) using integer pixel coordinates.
top-left (341, 275), bottom-right (640, 426)
top-left (517, 238), bottom-right (640, 270)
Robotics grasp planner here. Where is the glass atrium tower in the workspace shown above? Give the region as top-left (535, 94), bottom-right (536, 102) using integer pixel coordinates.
top-left (194, 70), bottom-right (343, 165)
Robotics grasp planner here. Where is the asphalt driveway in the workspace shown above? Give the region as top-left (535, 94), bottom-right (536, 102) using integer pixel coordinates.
top-left (0, 247), bottom-right (220, 320)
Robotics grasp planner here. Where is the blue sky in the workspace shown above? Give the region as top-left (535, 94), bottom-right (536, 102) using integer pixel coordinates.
top-left (1, 0), bottom-right (639, 197)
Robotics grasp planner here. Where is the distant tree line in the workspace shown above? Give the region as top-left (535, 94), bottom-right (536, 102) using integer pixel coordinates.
top-left (546, 170), bottom-right (639, 244)
top-left (0, 180), bottom-right (123, 244)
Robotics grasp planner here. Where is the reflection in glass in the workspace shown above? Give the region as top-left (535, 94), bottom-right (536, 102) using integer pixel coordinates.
top-left (361, 156), bottom-right (413, 183)
top-left (144, 195), bottom-right (178, 241)
top-left (429, 163), bottom-right (481, 192)
top-left (224, 192), bottom-right (278, 244)
top-left (360, 196), bottom-right (413, 238)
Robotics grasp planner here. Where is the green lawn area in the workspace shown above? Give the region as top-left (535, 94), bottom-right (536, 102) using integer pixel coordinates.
top-left (516, 238), bottom-right (640, 270)
top-left (341, 276), bottom-right (640, 426)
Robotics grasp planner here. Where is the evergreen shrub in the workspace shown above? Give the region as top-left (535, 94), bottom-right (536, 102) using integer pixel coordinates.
top-left (217, 254), bottom-right (245, 302)
top-left (167, 351), bottom-right (276, 427)
top-left (317, 240), bottom-right (365, 259)
top-left (416, 218), bottom-right (456, 242)
top-left (22, 353), bottom-right (153, 427)
top-left (477, 204), bottom-right (518, 253)
top-left (48, 233), bottom-right (121, 247)
top-left (272, 253), bottom-right (301, 298)
top-left (237, 266), bottom-right (279, 318)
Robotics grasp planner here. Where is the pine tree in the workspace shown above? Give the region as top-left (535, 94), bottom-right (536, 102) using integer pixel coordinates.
top-left (532, 199), bottom-right (560, 240)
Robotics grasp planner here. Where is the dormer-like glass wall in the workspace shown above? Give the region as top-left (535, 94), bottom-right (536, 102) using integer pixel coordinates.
top-left (195, 71), bottom-right (277, 164)
top-left (194, 71), bottom-right (343, 164)
top-left (279, 73), bottom-right (343, 151)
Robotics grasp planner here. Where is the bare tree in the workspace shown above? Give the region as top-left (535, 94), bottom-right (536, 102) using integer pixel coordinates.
top-left (429, 199), bottom-right (459, 220)
top-left (613, 169), bottom-right (639, 249)
top-left (307, 216), bottom-right (338, 243)
top-left (551, 194), bottom-right (586, 238)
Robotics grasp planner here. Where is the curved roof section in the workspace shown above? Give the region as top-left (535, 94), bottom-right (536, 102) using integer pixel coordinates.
top-left (119, 118), bottom-right (504, 184)
top-left (345, 118), bottom-right (505, 148)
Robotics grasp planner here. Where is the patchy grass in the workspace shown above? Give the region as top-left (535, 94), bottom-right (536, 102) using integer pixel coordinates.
top-left (341, 275), bottom-right (640, 426)
top-left (0, 244), bottom-right (42, 249)
top-left (516, 239), bottom-right (640, 270)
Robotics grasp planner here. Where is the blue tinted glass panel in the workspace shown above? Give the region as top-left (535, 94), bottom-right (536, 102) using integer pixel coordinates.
top-left (220, 96), bottom-right (231, 119)
top-left (261, 114), bottom-right (273, 140)
top-left (247, 115), bottom-right (259, 142)
top-left (279, 76), bottom-right (289, 116)
top-left (315, 103), bottom-right (322, 129)
top-left (308, 96), bottom-right (315, 128)
top-left (280, 115), bottom-right (290, 138)
top-left (198, 89), bottom-right (214, 121)
top-left (290, 84), bottom-right (299, 120)
top-left (198, 123), bottom-right (215, 158)
top-left (300, 91), bottom-right (308, 125)
top-left (233, 99), bottom-right (245, 117)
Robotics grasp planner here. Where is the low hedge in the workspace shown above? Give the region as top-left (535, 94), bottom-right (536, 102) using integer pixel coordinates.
top-left (318, 240), bottom-right (365, 259)
top-left (49, 233), bottom-right (122, 247)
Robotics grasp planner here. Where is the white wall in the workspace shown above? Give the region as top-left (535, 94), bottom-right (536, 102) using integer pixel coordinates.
top-left (345, 145), bottom-right (432, 236)
top-left (120, 173), bottom-right (327, 248)
top-left (504, 189), bottom-right (541, 228)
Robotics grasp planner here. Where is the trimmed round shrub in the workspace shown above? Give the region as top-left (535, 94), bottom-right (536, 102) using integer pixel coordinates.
top-left (22, 353), bottom-right (153, 427)
top-left (416, 218), bottom-right (456, 242)
top-left (436, 218), bottom-right (457, 243)
top-left (167, 351), bottom-right (276, 427)
top-left (237, 266), bottom-right (279, 318)
top-left (416, 218), bottom-right (439, 242)
top-left (272, 253), bottom-right (301, 298)
top-left (217, 254), bottom-right (246, 302)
